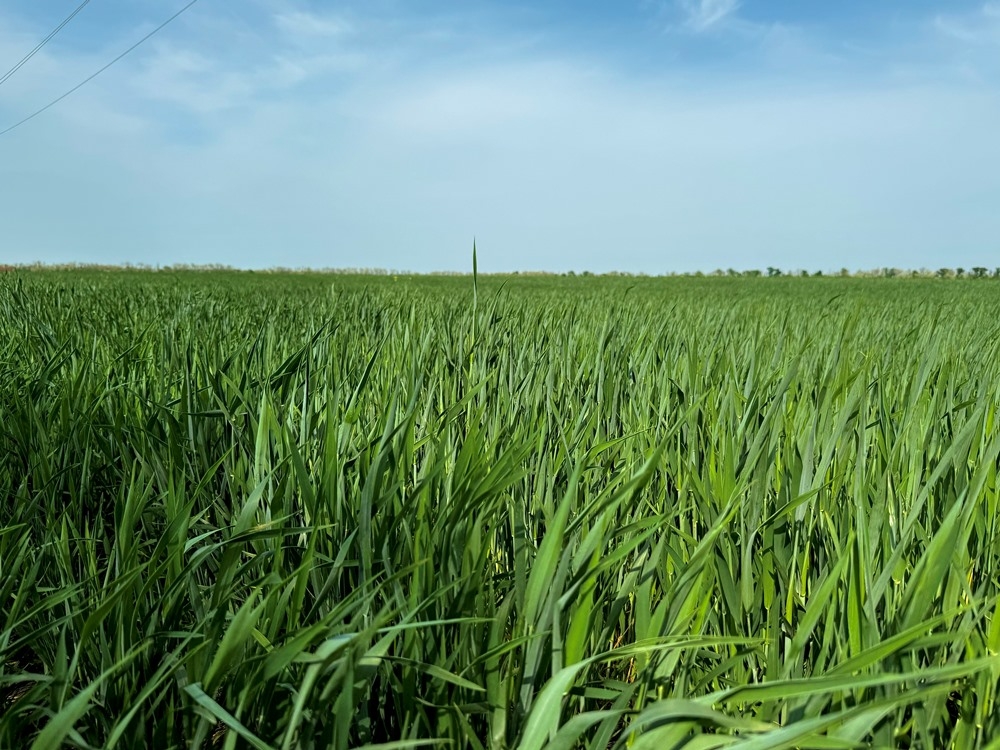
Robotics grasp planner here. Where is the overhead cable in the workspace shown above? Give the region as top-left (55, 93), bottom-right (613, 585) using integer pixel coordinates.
top-left (0, 0), bottom-right (93, 88)
top-left (0, 0), bottom-right (201, 138)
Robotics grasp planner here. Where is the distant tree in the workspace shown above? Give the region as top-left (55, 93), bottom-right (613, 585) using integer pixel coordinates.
top-left (839, 268), bottom-right (850, 277)
top-left (936, 268), bottom-right (951, 278)
top-left (956, 267), bottom-right (965, 278)
top-left (813, 270), bottom-right (823, 277)
top-left (745, 269), bottom-right (762, 277)
top-left (972, 267), bottom-right (988, 278)
top-left (767, 267), bottom-right (782, 277)
top-left (799, 269), bottom-right (809, 277)
top-left (726, 268), bottom-right (739, 277)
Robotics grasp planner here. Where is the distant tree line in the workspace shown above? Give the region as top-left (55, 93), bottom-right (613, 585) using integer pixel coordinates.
top-left (698, 267), bottom-right (1000, 279)
top-left (5, 263), bottom-right (1000, 278)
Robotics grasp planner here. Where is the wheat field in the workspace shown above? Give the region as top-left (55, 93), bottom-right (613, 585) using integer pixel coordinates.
top-left (3, 270), bottom-right (1000, 749)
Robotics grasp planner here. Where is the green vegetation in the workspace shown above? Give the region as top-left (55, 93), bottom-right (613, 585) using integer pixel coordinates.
top-left (3, 269), bottom-right (1000, 748)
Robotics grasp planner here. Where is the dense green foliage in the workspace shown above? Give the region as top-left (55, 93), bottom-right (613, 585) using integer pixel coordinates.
top-left (3, 270), bottom-right (1000, 749)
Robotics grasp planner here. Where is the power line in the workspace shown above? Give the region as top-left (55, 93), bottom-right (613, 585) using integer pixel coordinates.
top-left (0, 0), bottom-right (93, 89)
top-left (0, 0), bottom-right (201, 138)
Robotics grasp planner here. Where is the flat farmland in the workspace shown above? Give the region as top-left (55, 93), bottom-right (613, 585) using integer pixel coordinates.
top-left (3, 270), bottom-right (1000, 749)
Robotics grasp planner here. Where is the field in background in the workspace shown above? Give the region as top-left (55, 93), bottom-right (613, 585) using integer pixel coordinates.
top-left (3, 270), bottom-right (1000, 748)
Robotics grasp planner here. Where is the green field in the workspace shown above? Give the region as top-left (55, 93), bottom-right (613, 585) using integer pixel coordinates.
top-left (3, 270), bottom-right (1000, 749)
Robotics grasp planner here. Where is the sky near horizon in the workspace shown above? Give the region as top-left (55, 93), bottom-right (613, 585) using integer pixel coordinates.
top-left (0, 1), bottom-right (998, 273)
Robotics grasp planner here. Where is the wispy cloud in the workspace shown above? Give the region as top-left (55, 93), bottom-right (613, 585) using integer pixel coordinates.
top-left (924, 3), bottom-right (1000, 84)
top-left (647, 0), bottom-right (793, 47)
top-left (678, 0), bottom-right (741, 32)
top-left (274, 10), bottom-right (353, 39)
top-left (933, 2), bottom-right (1000, 44)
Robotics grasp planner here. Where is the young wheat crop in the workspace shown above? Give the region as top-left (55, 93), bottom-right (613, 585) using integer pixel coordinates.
top-left (2, 270), bottom-right (999, 748)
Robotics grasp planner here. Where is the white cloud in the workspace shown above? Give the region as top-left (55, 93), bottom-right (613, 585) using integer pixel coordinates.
top-left (126, 45), bottom-right (256, 114)
top-left (375, 62), bottom-right (586, 138)
top-left (2, 3), bottom-right (1000, 272)
top-left (8, 51), bottom-right (999, 272)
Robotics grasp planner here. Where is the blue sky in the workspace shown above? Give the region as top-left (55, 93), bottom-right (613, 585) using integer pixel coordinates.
top-left (0, 0), bottom-right (998, 273)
